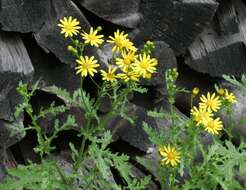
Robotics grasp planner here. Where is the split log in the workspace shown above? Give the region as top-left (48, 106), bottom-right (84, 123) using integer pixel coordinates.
top-left (109, 103), bottom-right (158, 152)
top-left (0, 0), bottom-right (50, 32)
top-left (78, 0), bottom-right (141, 28)
top-left (214, 0), bottom-right (239, 35)
top-left (109, 100), bottom-right (187, 153)
top-left (79, 0), bottom-right (218, 55)
top-left (0, 31), bottom-right (33, 172)
top-left (185, 27), bottom-right (246, 77)
top-left (185, 0), bottom-right (246, 77)
top-left (34, 0), bottom-right (91, 64)
top-left (24, 35), bottom-right (81, 92)
top-left (133, 0), bottom-right (218, 55)
top-left (0, 31), bottom-right (34, 121)
top-left (0, 120), bottom-right (25, 149)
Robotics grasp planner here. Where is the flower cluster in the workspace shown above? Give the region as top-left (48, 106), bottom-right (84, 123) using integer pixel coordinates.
top-left (58, 16), bottom-right (158, 82)
top-left (191, 88), bottom-right (236, 135)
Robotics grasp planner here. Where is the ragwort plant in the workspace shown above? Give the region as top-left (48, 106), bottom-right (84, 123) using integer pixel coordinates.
top-left (1, 16), bottom-right (246, 190)
top-left (0, 16), bottom-right (157, 190)
top-left (139, 69), bottom-right (246, 189)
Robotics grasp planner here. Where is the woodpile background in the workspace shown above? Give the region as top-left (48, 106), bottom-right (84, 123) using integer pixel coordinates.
top-left (0, 0), bottom-right (246, 187)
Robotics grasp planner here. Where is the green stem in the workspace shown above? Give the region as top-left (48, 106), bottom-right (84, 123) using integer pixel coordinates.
top-left (80, 78), bottom-right (87, 110)
top-left (74, 133), bottom-right (87, 170)
top-left (27, 111), bottom-right (45, 157)
top-left (74, 78), bottom-right (91, 170)
top-left (89, 75), bottom-right (101, 90)
top-left (227, 108), bottom-right (233, 141)
top-left (191, 95), bottom-right (194, 108)
top-left (169, 172), bottom-right (175, 190)
top-left (196, 137), bottom-right (206, 164)
top-left (170, 103), bottom-right (175, 128)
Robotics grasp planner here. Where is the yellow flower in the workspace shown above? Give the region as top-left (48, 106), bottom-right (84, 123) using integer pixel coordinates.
top-left (75, 56), bottom-right (99, 77)
top-left (81, 27), bottom-right (104, 47)
top-left (224, 89), bottom-right (237, 104)
top-left (101, 66), bottom-right (117, 82)
top-left (123, 39), bottom-right (137, 52)
top-left (199, 92), bottom-right (221, 112)
top-left (58, 16), bottom-right (81, 38)
top-left (117, 71), bottom-right (139, 82)
top-left (116, 51), bottom-right (136, 72)
top-left (204, 118), bottom-right (223, 135)
top-left (190, 106), bottom-right (213, 126)
top-left (192, 87), bottom-right (199, 96)
top-left (159, 145), bottom-right (181, 167)
top-left (133, 53), bottom-right (158, 78)
top-left (107, 30), bottom-right (136, 52)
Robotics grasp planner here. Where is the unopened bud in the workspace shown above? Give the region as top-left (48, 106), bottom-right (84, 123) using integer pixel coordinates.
top-left (74, 40), bottom-right (80, 45)
top-left (192, 87), bottom-right (199, 96)
top-left (218, 88), bottom-right (225, 95)
top-left (96, 26), bottom-right (102, 31)
top-left (67, 45), bottom-right (78, 54)
top-left (146, 40), bottom-right (155, 48)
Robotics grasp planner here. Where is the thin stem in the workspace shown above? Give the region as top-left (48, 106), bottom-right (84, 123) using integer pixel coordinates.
top-left (27, 110), bottom-right (45, 158)
top-left (74, 133), bottom-right (87, 170)
top-left (74, 78), bottom-right (90, 170)
top-left (196, 138), bottom-right (206, 162)
top-left (227, 108), bottom-right (233, 141)
top-left (169, 172), bottom-right (175, 190)
top-left (191, 95), bottom-right (194, 108)
top-left (89, 75), bottom-right (102, 90)
top-left (170, 103), bottom-right (175, 128)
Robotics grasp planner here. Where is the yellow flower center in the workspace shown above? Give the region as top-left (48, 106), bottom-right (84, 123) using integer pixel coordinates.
top-left (167, 152), bottom-right (175, 160)
top-left (196, 114), bottom-right (203, 122)
top-left (88, 34), bottom-right (96, 41)
top-left (206, 100), bottom-right (213, 107)
top-left (107, 73), bottom-right (115, 80)
top-left (115, 38), bottom-right (123, 47)
top-left (207, 121), bottom-right (215, 129)
top-left (83, 62), bottom-right (92, 69)
top-left (124, 57), bottom-right (131, 65)
top-left (64, 24), bottom-right (73, 32)
top-left (140, 61), bottom-right (149, 69)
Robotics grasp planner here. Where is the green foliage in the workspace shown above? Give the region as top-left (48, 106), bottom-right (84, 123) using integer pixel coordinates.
top-left (0, 160), bottom-right (71, 190)
top-left (141, 40), bottom-right (155, 55)
top-left (142, 121), bottom-right (164, 145)
top-left (223, 74), bottom-right (246, 95)
top-left (2, 73), bottom-right (151, 189)
top-left (15, 81), bottom-right (39, 117)
top-left (45, 85), bottom-right (99, 121)
top-left (139, 69), bottom-right (246, 190)
top-left (183, 140), bottom-right (246, 190)
top-left (87, 131), bottom-right (150, 190)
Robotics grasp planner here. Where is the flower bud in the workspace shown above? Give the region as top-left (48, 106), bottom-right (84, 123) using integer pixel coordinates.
top-left (67, 45), bottom-right (78, 55)
top-left (96, 26), bottom-right (102, 31)
top-left (74, 40), bottom-right (80, 45)
top-left (217, 88), bottom-right (225, 95)
top-left (192, 87), bottom-right (199, 96)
